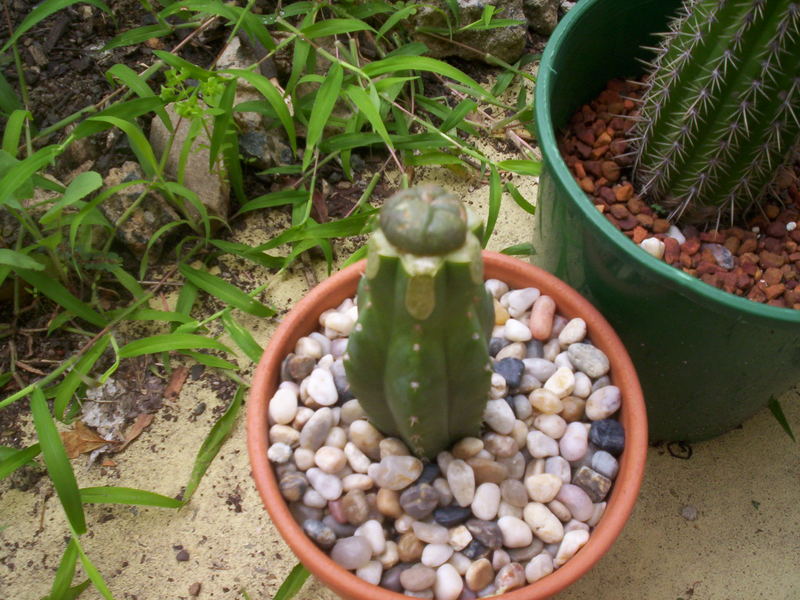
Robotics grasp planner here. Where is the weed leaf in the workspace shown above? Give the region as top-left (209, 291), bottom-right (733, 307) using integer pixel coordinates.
top-left (767, 396), bottom-right (796, 442)
top-left (0, 0), bottom-right (111, 53)
top-left (179, 264), bottom-right (275, 317)
top-left (304, 63), bottom-right (343, 170)
top-left (80, 486), bottom-right (184, 508)
top-left (221, 313), bottom-right (263, 363)
top-left (119, 333), bottom-right (231, 358)
top-left (274, 563), bottom-right (311, 600)
top-left (47, 538), bottom-right (79, 600)
top-left (0, 443), bottom-right (41, 479)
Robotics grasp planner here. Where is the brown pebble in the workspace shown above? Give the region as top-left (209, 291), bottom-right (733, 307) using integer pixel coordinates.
top-left (632, 227), bottom-right (648, 244)
top-left (342, 489), bottom-right (370, 525)
top-left (765, 204), bottom-right (781, 219)
top-left (613, 183), bottom-right (633, 202)
top-left (738, 238), bottom-right (758, 254)
top-left (579, 177), bottom-right (595, 193)
top-left (176, 549), bottom-right (190, 562)
top-left (397, 532), bottom-right (424, 562)
top-left (626, 196), bottom-right (646, 215)
top-left (664, 237), bottom-right (680, 265)
top-left (652, 219), bottom-right (670, 234)
top-left (764, 283), bottom-right (786, 300)
top-left (636, 213), bottom-right (654, 228)
top-left (763, 267), bottom-right (783, 286)
top-left (609, 204), bottom-right (630, 219)
top-left (467, 458), bottom-right (509, 485)
top-left (759, 250), bottom-right (785, 269)
top-left (189, 582), bottom-right (201, 596)
top-left (683, 238), bottom-right (701, 255)
top-left (529, 295), bottom-right (556, 341)
top-left (601, 161), bottom-right (620, 182)
top-left (376, 488), bottom-right (404, 519)
top-left (560, 397), bottom-right (586, 422)
top-left (466, 558), bottom-right (494, 591)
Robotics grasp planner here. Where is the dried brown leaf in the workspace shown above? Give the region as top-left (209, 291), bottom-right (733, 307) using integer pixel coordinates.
top-left (164, 366), bottom-right (189, 401)
top-left (118, 413), bottom-right (154, 452)
top-left (61, 422), bottom-right (112, 459)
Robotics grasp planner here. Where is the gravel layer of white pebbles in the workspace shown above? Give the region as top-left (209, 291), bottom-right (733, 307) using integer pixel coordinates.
top-left (267, 279), bottom-right (626, 599)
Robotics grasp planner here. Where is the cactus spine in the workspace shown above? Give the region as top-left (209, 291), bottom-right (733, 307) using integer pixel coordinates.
top-left (344, 186), bottom-right (494, 459)
top-left (633, 0), bottom-right (800, 223)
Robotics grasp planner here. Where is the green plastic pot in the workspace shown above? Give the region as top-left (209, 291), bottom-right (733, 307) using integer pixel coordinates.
top-left (533, 0), bottom-right (800, 442)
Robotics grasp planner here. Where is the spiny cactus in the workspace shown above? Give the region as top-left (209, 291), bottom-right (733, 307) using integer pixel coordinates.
top-left (632, 0), bottom-right (800, 224)
top-left (344, 185), bottom-right (494, 459)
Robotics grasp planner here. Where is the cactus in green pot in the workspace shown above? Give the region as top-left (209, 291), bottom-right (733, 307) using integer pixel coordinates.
top-left (633, 0), bottom-right (800, 224)
top-left (344, 185), bottom-right (494, 459)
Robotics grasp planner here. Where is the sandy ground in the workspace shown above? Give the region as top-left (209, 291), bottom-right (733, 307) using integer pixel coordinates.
top-left (2, 145), bottom-right (799, 600)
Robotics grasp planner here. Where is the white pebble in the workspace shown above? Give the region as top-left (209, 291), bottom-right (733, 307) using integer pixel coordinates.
top-left (270, 424), bottom-right (299, 446)
top-left (525, 552), bottom-right (554, 583)
top-left (299, 407), bottom-right (333, 450)
top-left (544, 456), bottom-right (572, 483)
top-left (559, 422), bottom-right (589, 461)
top-left (448, 551), bottom-right (472, 575)
top-left (503, 287), bottom-right (541, 318)
top-left (447, 460), bottom-right (476, 507)
top-left (492, 549), bottom-right (511, 570)
top-left (267, 442), bottom-right (292, 463)
top-left (306, 368), bottom-right (338, 406)
top-left (306, 467), bottom-right (342, 500)
top-left (524, 358), bottom-right (557, 382)
top-left (269, 388), bottom-right (298, 425)
top-left (302, 488), bottom-right (327, 508)
top-left (448, 525), bottom-right (473, 551)
top-left (489, 372), bottom-right (507, 399)
top-left (292, 406), bottom-right (314, 429)
top-left (354, 519), bottom-right (385, 555)
top-left (529, 388), bottom-right (563, 414)
top-left (434, 563), bottom-right (464, 600)
top-left (525, 473), bottom-right (563, 503)
top-left (554, 529), bottom-right (590, 567)
top-left (344, 442), bottom-right (371, 474)
top-left (556, 484), bottom-right (594, 522)
top-left (484, 279), bottom-right (509, 299)
top-left (498, 500), bottom-right (523, 519)
top-left (523, 502), bottom-right (564, 544)
top-left (534, 414), bottom-right (567, 439)
top-left (342, 474), bottom-right (373, 491)
top-left (323, 311), bottom-right (355, 336)
top-left (395, 514), bottom-right (414, 533)
top-left (421, 543), bottom-right (454, 568)
top-left (573, 371), bottom-right (592, 398)
top-left (564, 519), bottom-right (590, 534)
top-left (293, 447), bottom-right (315, 471)
top-left (295, 336), bottom-right (323, 359)
top-left (667, 225), bottom-right (686, 244)
top-left (356, 560), bottom-right (382, 585)
top-left (378, 541), bottom-right (399, 569)
top-left (526, 431), bottom-right (559, 458)
top-left (497, 452), bottom-right (526, 479)
top-left (640, 237), bottom-right (665, 259)
top-left (308, 331), bottom-right (331, 356)
top-left (340, 399), bottom-right (365, 424)
top-left (553, 351), bottom-right (573, 370)
top-left (349, 420), bottom-right (384, 460)
top-left (483, 399), bottom-right (516, 435)
top-left (592, 451), bottom-right (619, 479)
top-left (513, 395), bottom-right (533, 420)
top-left (315, 446), bottom-right (347, 474)
top-left (587, 502), bottom-right (607, 527)
top-left (504, 318), bottom-right (533, 342)
top-left (472, 483), bottom-right (501, 520)
top-left (544, 367), bottom-right (576, 398)
top-left (586, 385), bottom-right (622, 420)
top-left (496, 343), bottom-right (527, 360)
top-left (324, 426), bottom-right (347, 449)
top-left (413, 521), bottom-right (449, 545)
top-left (543, 338), bottom-right (561, 362)
top-left (558, 318), bottom-right (587, 346)
top-left (497, 516), bottom-right (533, 548)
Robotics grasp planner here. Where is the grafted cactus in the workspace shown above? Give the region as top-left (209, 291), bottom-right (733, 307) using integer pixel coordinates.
top-left (344, 185), bottom-right (494, 459)
top-left (633, 0), bottom-right (800, 223)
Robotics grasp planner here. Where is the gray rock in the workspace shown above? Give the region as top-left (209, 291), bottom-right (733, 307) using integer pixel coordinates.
top-left (278, 471), bottom-right (308, 502)
top-left (571, 465), bottom-right (612, 502)
top-left (465, 519), bottom-right (503, 549)
top-left (567, 343), bottom-right (610, 378)
top-left (330, 535), bottom-right (372, 570)
top-left (303, 519), bottom-right (337, 549)
top-left (410, 0), bottom-right (527, 64)
top-left (523, 0), bottom-right (559, 34)
top-left (400, 483), bottom-right (440, 519)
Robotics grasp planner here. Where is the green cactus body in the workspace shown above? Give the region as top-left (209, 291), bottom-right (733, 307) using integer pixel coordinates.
top-left (344, 186), bottom-right (494, 459)
top-left (633, 0), bottom-right (800, 223)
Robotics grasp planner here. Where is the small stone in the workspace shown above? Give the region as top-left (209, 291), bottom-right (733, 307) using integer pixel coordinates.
top-left (377, 488), bottom-right (404, 519)
top-left (433, 505), bottom-right (472, 528)
top-left (471, 483), bottom-right (501, 521)
top-left (452, 437), bottom-right (484, 460)
top-left (497, 452), bottom-right (526, 479)
top-left (189, 582), bottom-right (201, 596)
top-left (315, 446), bottom-right (347, 474)
top-left (640, 237), bottom-right (665, 259)
top-left (176, 548), bottom-right (190, 562)
top-left (344, 442), bottom-right (371, 474)
top-left (267, 442), bottom-right (292, 464)
top-left (307, 468), bottom-right (343, 501)
top-left (494, 562), bottom-right (525, 593)
top-left (504, 287), bottom-right (540, 318)
top-left (559, 422), bottom-right (589, 461)
top-left (306, 368), bottom-right (338, 406)
top-left (525, 552), bottom-right (554, 583)
top-left (545, 456), bottom-right (572, 483)
top-left (324, 310), bottom-right (355, 336)
top-left (504, 318), bottom-right (533, 342)
top-left (447, 460), bottom-right (476, 507)
top-left (560, 397), bottom-right (587, 422)
top-left (295, 336), bottom-right (323, 359)
top-left (544, 367), bottom-right (576, 398)
top-left (589, 419), bottom-right (625, 456)
top-left (554, 529), bottom-right (590, 567)
top-left (500, 480), bottom-right (528, 508)
top-left (525, 473), bottom-right (563, 503)
top-left (433, 478), bottom-right (453, 506)
top-left (349, 420), bottom-right (384, 460)
top-left (485, 279), bottom-right (510, 299)
top-left (401, 564), bottom-right (437, 592)
top-left (303, 519), bottom-right (337, 549)
top-left (323, 514), bottom-right (356, 538)
top-left (400, 484), bottom-right (440, 519)
top-left (703, 243), bottom-right (735, 269)
top-left (461, 538), bottom-right (490, 560)
top-left (356, 560), bottom-right (383, 585)
top-left (558, 318), bottom-right (587, 346)
top-left (299, 407), bottom-right (334, 450)
top-left (497, 516), bottom-right (533, 548)
top-left (269, 388), bottom-right (299, 424)
top-left (449, 551), bottom-right (472, 575)
top-left (369, 455), bottom-right (423, 490)
top-left (573, 371), bottom-right (592, 399)
top-left (291, 501), bottom-right (323, 524)
top-left (591, 450), bottom-right (619, 480)
top-left (586, 386), bottom-right (622, 420)
top-left (270, 424), bottom-right (300, 447)
top-left (547, 499), bottom-right (572, 523)
top-left (378, 541), bottom-right (400, 569)
top-left (435, 563), bottom-right (464, 600)
top-left (567, 343), bottom-right (610, 378)
top-left (340, 399), bottom-right (366, 424)
top-left (465, 558), bottom-right (494, 591)
top-left (412, 521), bottom-right (449, 545)
top-left (379, 437), bottom-right (410, 458)
top-left (493, 358), bottom-right (525, 389)
top-left (331, 535), bottom-right (372, 570)
top-left (524, 358), bottom-right (557, 382)
top-left (556, 484), bottom-right (594, 522)
top-left (489, 372), bottom-right (508, 399)
top-left (342, 489), bottom-right (370, 525)
top-left (489, 337), bottom-right (511, 356)
top-left (303, 488), bottom-right (328, 509)
top-left (465, 519), bottom-right (503, 549)
top-left (529, 295), bottom-right (556, 340)
top-left (681, 505), bottom-right (698, 521)
top-left (448, 525), bottom-right (473, 551)
top-left (279, 471), bottom-right (308, 502)
top-left (508, 539), bottom-right (544, 562)
top-left (422, 543), bottom-right (454, 568)
top-left (529, 388), bottom-right (563, 414)
top-left (417, 462), bottom-right (441, 484)
top-left (398, 532), bottom-right (425, 562)
top-left (526, 431), bottom-right (559, 458)
top-left (355, 519), bottom-right (386, 555)
top-left (381, 564), bottom-right (411, 592)
top-left (534, 414), bottom-right (567, 439)
top-left (468, 458), bottom-right (509, 485)
top-left (572, 466), bottom-right (612, 502)
top-left (324, 426), bottom-right (347, 449)
top-left (482, 433), bottom-right (517, 458)
top-left (523, 503), bottom-right (564, 544)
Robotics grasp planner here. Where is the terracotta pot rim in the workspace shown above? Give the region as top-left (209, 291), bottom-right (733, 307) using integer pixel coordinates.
top-left (247, 251), bottom-right (647, 600)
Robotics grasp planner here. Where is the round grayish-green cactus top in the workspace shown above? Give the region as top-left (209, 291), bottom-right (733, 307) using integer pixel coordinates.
top-left (379, 185), bottom-right (467, 255)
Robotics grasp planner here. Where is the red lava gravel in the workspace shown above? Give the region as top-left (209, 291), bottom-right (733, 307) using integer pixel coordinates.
top-left (557, 78), bottom-right (800, 310)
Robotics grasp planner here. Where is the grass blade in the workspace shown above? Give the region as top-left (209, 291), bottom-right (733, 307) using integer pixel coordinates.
top-left (0, 146), bottom-right (59, 206)
top-left (496, 159), bottom-right (541, 176)
top-left (88, 116), bottom-right (158, 177)
top-left (362, 56), bottom-right (489, 99)
top-left (0, 0), bottom-right (111, 53)
top-left (484, 165), bottom-right (501, 247)
top-left (767, 396), bottom-right (796, 442)
top-left (179, 264), bottom-right (275, 317)
top-left (505, 181), bottom-right (536, 215)
top-left (304, 63), bottom-right (343, 171)
top-left (221, 312), bottom-right (263, 363)
top-left (301, 18), bottom-right (374, 38)
top-left (40, 171), bottom-right (104, 225)
top-left (179, 350), bottom-right (238, 371)
top-left (0, 249), bottom-right (44, 270)
top-left (31, 388), bottom-right (86, 535)
top-left (48, 538), bottom-right (79, 599)
top-left (0, 443), bottom-right (41, 479)
top-left (0, 73), bottom-right (21, 115)
top-left (80, 486), bottom-right (184, 507)
top-left (69, 534), bottom-right (113, 600)
top-left (43, 580), bottom-right (90, 600)
top-left (209, 78), bottom-right (237, 170)
top-left (274, 563), bottom-right (311, 600)
top-left (182, 385), bottom-right (244, 502)
top-left (344, 86), bottom-right (393, 149)
top-left (500, 242), bottom-right (536, 256)
top-left (119, 333), bottom-right (231, 358)
top-left (2, 109), bottom-right (31, 156)
top-left (103, 24), bottom-right (173, 50)
top-left (17, 269), bottom-right (107, 327)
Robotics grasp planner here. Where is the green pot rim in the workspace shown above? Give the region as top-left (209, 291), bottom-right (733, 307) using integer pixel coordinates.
top-left (534, 0), bottom-right (800, 324)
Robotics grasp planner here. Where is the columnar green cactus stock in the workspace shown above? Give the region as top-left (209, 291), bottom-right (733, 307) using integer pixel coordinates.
top-left (633, 0), bottom-right (800, 223)
top-left (344, 186), bottom-right (494, 459)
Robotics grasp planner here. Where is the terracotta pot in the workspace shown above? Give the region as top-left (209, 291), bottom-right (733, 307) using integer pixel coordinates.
top-left (248, 251), bottom-right (647, 600)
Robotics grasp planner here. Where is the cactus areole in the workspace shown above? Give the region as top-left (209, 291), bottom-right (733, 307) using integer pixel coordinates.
top-left (633, 0), bottom-right (800, 223)
top-left (344, 186), bottom-right (494, 459)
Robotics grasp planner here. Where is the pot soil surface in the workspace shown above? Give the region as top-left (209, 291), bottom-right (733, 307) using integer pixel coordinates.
top-left (557, 78), bottom-right (800, 310)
